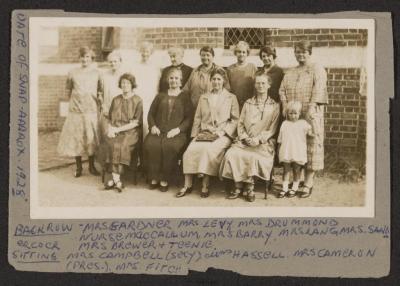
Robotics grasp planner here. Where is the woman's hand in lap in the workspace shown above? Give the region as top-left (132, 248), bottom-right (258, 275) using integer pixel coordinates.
top-left (151, 126), bottom-right (161, 136)
top-left (216, 130), bottom-right (225, 138)
top-left (167, 128), bottom-right (180, 138)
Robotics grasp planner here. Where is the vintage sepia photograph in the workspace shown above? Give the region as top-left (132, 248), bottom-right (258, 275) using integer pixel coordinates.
top-left (29, 17), bottom-right (375, 218)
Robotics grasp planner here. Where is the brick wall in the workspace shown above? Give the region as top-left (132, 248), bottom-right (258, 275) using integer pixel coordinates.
top-left (118, 28), bottom-right (139, 49)
top-left (225, 28), bottom-right (368, 49)
top-left (46, 27), bottom-right (103, 63)
top-left (138, 27), bottom-right (224, 50)
top-left (37, 26), bottom-right (368, 165)
top-left (325, 68), bottom-right (366, 158)
top-left (38, 76), bottom-right (67, 131)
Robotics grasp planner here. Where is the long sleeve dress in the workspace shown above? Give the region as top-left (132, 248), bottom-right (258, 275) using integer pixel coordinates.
top-left (143, 91), bottom-right (193, 182)
top-left (279, 62), bottom-right (328, 171)
top-left (219, 96), bottom-right (280, 183)
top-left (227, 62), bottom-right (257, 109)
top-left (57, 66), bottom-right (103, 157)
top-left (105, 94), bottom-right (143, 166)
top-left (182, 63), bottom-right (230, 109)
top-left (131, 61), bottom-right (161, 138)
top-left (182, 88), bottom-right (239, 177)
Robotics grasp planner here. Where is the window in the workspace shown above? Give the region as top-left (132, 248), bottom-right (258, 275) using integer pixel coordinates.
top-left (224, 28), bottom-right (265, 49)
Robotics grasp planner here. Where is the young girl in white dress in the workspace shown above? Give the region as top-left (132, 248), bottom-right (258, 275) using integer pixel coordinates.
top-left (277, 101), bottom-right (314, 198)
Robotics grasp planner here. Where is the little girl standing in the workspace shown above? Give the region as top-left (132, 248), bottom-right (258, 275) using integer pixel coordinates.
top-left (277, 101), bottom-right (314, 198)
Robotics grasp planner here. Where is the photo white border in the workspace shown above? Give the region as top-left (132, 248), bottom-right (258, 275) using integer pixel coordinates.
top-left (29, 17), bottom-right (375, 219)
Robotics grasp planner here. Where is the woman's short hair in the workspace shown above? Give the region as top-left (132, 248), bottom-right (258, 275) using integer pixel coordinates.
top-left (107, 50), bottom-right (122, 62)
top-left (210, 67), bottom-right (228, 83)
top-left (168, 46), bottom-right (184, 56)
top-left (140, 41), bottom-right (154, 53)
top-left (118, 73), bottom-right (137, 89)
top-left (79, 46), bottom-right (95, 59)
top-left (166, 67), bottom-right (183, 80)
top-left (259, 45), bottom-right (277, 59)
top-left (199, 46), bottom-right (215, 57)
top-left (294, 40), bottom-right (313, 55)
top-left (286, 101), bottom-right (302, 115)
top-left (254, 70), bottom-right (272, 85)
top-left (234, 41), bottom-right (250, 55)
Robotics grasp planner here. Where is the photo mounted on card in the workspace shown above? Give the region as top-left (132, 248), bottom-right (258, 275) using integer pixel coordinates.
top-left (9, 11), bottom-right (391, 277)
top-left (28, 16), bottom-right (375, 219)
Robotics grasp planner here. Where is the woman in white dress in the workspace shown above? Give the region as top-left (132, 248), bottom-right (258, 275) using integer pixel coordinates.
top-left (131, 41), bottom-right (161, 138)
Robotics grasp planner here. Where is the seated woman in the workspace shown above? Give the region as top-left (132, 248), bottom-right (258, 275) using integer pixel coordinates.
top-left (104, 73), bottom-right (143, 192)
top-left (219, 72), bottom-right (280, 202)
top-left (144, 68), bottom-right (193, 192)
top-left (177, 67), bottom-right (240, 198)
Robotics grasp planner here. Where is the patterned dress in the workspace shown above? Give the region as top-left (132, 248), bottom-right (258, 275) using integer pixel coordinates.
top-left (57, 67), bottom-right (103, 157)
top-left (105, 94), bottom-right (143, 166)
top-left (279, 63), bottom-right (328, 171)
top-left (219, 96), bottom-right (280, 183)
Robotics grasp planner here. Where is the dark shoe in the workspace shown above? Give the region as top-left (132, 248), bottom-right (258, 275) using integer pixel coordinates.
top-left (176, 187), bottom-right (192, 198)
top-left (149, 183), bottom-right (159, 190)
top-left (115, 181), bottom-right (124, 193)
top-left (200, 187), bottom-right (209, 198)
top-left (89, 165), bottom-right (100, 176)
top-left (160, 185), bottom-right (169, 192)
top-left (298, 186), bottom-right (313, 198)
top-left (74, 168), bottom-right (82, 178)
top-left (246, 190), bottom-right (255, 202)
top-left (88, 156), bottom-right (100, 176)
top-left (104, 179), bottom-right (115, 190)
top-left (286, 190), bottom-right (297, 198)
top-left (228, 189), bottom-right (241, 199)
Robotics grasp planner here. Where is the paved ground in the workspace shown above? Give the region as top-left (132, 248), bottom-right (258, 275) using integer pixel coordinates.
top-left (38, 131), bottom-right (75, 171)
top-left (38, 166), bottom-right (365, 207)
top-left (37, 131), bottom-right (365, 207)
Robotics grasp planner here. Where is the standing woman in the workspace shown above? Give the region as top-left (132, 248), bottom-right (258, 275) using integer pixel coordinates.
top-left (57, 46), bottom-right (103, 177)
top-left (220, 73), bottom-right (280, 202)
top-left (144, 68), bottom-right (193, 192)
top-left (104, 73), bottom-right (143, 192)
top-left (159, 46), bottom-right (193, 93)
top-left (183, 46), bottom-right (230, 109)
top-left (227, 41), bottom-right (257, 109)
top-left (131, 41), bottom-right (161, 138)
top-left (177, 67), bottom-right (239, 198)
top-left (279, 40), bottom-right (328, 198)
top-left (258, 45), bottom-right (284, 103)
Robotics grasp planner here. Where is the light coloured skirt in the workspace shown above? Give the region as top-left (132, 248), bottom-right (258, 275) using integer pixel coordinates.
top-left (183, 136), bottom-right (231, 176)
top-left (220, 143), bottom-right (274, 183)
top-left (306, 105), bottom-right (324, 171)
top-left (57, 112), bottom-right (99, 157)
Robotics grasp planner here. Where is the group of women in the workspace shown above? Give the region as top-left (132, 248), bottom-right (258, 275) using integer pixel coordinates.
top-left (57, 39), bottom-right (327, 201)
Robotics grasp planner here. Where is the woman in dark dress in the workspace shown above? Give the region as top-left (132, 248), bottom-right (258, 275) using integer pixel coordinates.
top-left (104, 73), bottom-right (143, 192)
top-left (144, 68), bottom-right (193, 192)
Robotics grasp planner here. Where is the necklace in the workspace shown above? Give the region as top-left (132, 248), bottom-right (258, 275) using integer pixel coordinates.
top-left (255, 94), bottom-right (270, 120)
